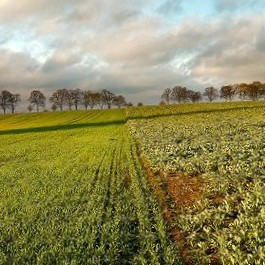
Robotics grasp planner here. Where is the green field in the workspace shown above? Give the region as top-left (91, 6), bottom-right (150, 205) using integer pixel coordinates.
top-left (0, 110), bottom-right (181, 264)
top-left (1, 101), bottom-right (265, 264)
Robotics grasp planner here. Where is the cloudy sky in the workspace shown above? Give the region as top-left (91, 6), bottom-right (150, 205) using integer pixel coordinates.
top-left (1, 0), bottom-right (265, 104)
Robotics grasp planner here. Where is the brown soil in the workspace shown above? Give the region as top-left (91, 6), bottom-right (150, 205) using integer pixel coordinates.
top-left (136, 145), bottom-right (221, 264)
top-left (209, 194), bottom-right (226, 206)
top-left (167, 173), bottom-right (204, 212)
top-left (137, 151), bottom-right (204, 264)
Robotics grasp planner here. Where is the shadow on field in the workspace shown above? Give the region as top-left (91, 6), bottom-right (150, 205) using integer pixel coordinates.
top-left (0, 120), bottom-right (126, 135)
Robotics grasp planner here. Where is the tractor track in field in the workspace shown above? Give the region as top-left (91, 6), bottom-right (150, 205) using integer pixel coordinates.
top-left (86, 151), bottom-right (107, 197)
top-left (93, 147), bottom-right (116, 249)
top-left (102, 148), bottom-right (116, 217)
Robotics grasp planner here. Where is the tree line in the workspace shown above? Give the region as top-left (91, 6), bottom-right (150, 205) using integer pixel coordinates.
top-left (0, 89), bottom-right (128, 114)
top-left (161, 81), bottom-right (265, 104)
top-left (1, 81), bottom-right (265, 114)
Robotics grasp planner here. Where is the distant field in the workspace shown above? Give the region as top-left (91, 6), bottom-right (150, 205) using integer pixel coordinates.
top-left (0, 109), bottom-right (125, 132)
top-left (126, 100), bottom-right (265, 118)
top-left (1, 101), bottom-right (265, 264)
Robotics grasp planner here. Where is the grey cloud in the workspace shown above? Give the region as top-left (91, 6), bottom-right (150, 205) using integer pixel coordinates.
top-left (0, 49), bottom-right (39, 72)
top-left (189, 14), bottom-right (265, 85)
top-left (60, 0), bottom-right (143, 33)
top-left (0, 49), bottom-right (95, 91)
top-left (215, 0), bottom-right (264, 12)
top-left (0, 49), bottom-right (40, 89)
top-left (0, 0), bottom-right (83, 23)
top-left (101, 0), bottom-right (144, 26)
top-left (215, 0), bottom-right (246, 12)
top-left (41, 51), bottom-right (82, 73)
top-left (84, 18), bottom-right (181, 67)
top-left (87, 17), bottom-right (229, 69)
top-left (157, 0), bottom-right (183, 15)
top-left (0, 0), bottom-right (145, 32)
top-left (255, 26), bottom-right (265, 52)
top-left (100, 61), bottom-right (201, 96)
top-left (108, 8), bottom-right (139, 25)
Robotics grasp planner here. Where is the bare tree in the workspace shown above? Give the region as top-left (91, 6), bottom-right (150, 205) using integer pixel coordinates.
top-left (50, 89), bottom-right (69, 111)
top-left (90, 92), bottom-right (101, 109)
top-left (220, 85), bottom-right (236, 101)
top-left (82, 90), bottom-right (92, 110)
top-left (188, 90), bottom-right (202, 103)
top-left (246, 81), bottom-right (264, 101)
top-left (82, 91), bottom-right (102, 109)
top-left (64, 89), bottom-right (74, 110)
top-left (260, 83), bottom-right (265, 98)
top-left (9, 93), bottom-right (21, 114)
top-left (0, 90), bottom-right (12, 114)
top-left (161, 88), bottom-right (171, 104)
top-left (101, 89), bottom-right (115, 109)
top-left (113, 95), bottom-right (126, 108)
top-left (203, 87), bottom-right (218, 102)
top-left (171, 86), bottom-right (189, 103)
top-left (69, 89), bottom-right (81, 110)
top-left (235, 83), bottom-right (248, 100)
top-left (29, 90), bottom-right (46, 112)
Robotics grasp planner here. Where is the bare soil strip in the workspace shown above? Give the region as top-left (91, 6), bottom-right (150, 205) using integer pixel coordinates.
top-left (136, 146), bottom-right (213, 264)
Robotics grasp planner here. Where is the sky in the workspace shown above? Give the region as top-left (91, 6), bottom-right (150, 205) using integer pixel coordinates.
top-left (1, 0), bottom-right (265, 105)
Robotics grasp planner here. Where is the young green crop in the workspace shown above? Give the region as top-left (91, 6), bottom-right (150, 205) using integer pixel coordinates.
top-left (0, 114), bottom-right (182, 264)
